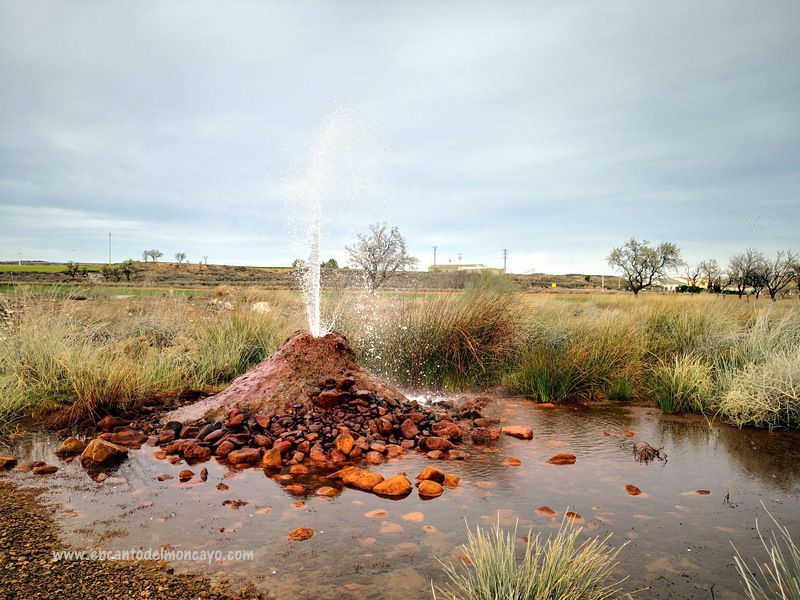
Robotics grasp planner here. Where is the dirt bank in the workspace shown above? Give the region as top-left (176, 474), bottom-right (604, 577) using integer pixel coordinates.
top-left (0, 481), bottom-right (264, 600)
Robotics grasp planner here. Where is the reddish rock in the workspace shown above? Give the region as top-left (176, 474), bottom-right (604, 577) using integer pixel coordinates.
top-left (274, 440), bottom-right (292, 455)
top-left (326, 466), bottom-right (355, 480)
top-left (215, 440), bottom-right (236, 457)
top-left (254, 415), bottom-right (271, 428)
top-left (288, 527), bottom-right (314, 541)
top-left (178, 469), bottom-right (194, 482)
top-left (216, 482), bottom-right (229, 491)
top-left (373, 474), bottom-right (412, 497)
top-left (341, 468), bottom-right (384, 492)
top-left (426, 451), bottom-right (444, 460)
top-left (416, 466), bottom-right (446, 483)
top-left (156, 473), bottom-right (173, 481)
top-left (97, 416), bottom-right (127, 432)
top-left (625, 484), bottom-right (642, 496)
top-left (285, 484), bottom-right (306, 494)
top-left (547, 453), bottom-right (576, 465)
top-left (203, 429), bottom-right (225, 443)
top-left (400, 419), bottom-right (420, 439)
top-left (227, 447), bottom-right (261, 465)
top-left (334, 433), bottom-right (355, 456)
top-left (330, 449), bottom-right (347, 463)
top-left (56, 437), bottom-right (86, 457)
top-left (316, 389), bottom-right (352, 409)
top-left (252, 434), bottom-right (272, 448)
top-left (224, 413), bottom-right (245, 428)
top-left (377, 418), bottom-right (393, 435)
top-left (385, 445), bottom-right (405, 459)
top-left (261, 447), bottom-right (282, 468)
top-left (309, 443), bottom-right (327, 462)
top-left (0, 456), bottom-right (18, 470)
top-left (289, 464), bottom-right (309, 475)
top-left (365, 451), bottom-right (384, 465)
top-left (80, 439), bottom-right (128, 465)
top-left (316, 486), bottom-right (338, 497)
top-left (501, 426), bottom-right (533, 440)
top-left (200, 467), bottom-right (208, 481)
top-left (424, 436), bottom-right (454, 451)
top-left (33, 465), bottom-right (58, 475)
top-left (418, 480), bottom-right (444, 498)
top-left (183, 443), bottom-right (212, 461)
top-left (431, 421), bottom-right (463, 441)
top-left (157, 429), bottom-right (175, 445)
top-left (504, 456), bottom-right (522, 466)
top-left (443, 473), bottom-right (460, 489)
top-left (536, 506), bottom-right (557, 517)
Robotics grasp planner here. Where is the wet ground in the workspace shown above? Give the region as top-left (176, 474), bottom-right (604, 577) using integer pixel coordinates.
top-left (5, 398), bottom-right (800, 599)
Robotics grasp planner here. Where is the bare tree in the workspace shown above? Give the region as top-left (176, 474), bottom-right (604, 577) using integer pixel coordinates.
top-left (175, 251), bottom-right (187, 265)
top-left (683, 262), bottom-right (701, 287)
top-left (698, 259), bottom-right (722, 292)
top-left (346, 222), bottom-right (418, 293)
top-left (763, 250), bottom-right (797, 301)
top-left (747, 251), bottom-right (769, 299)
top-left (728, 248), bottom-right (764, 299)
top-left (142, 250), bottom-right (150, 262)
top-left (606, 239), bottom-right (682, 296)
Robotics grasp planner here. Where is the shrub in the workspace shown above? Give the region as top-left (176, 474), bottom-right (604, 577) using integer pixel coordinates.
top-left (733, 508), bottom-right (800, 599)
top-left (433, 517), bottom-right (627, 600)
top-left (651, 354), bottom-right (713, 414)
top-left (718, 346), bottom-right (800, 430)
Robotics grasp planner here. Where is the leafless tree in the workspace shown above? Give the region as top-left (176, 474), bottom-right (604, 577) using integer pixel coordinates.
top-left (606, 239), bottom-right (682, 296)
top-left (763, 250), bottom-right (797, 301)
top-left (346, 222), bottom-right (418, 293)
top-left (175, 251), bottom-right (187, 265)
top-left (142, 249), bottom-right (163, 263)
top-left (683, 262), bottom-right (701, 287)
top-left (728, 248), bottom-right (764, 299)
top-left (698, 259), bottom-right (722, 292)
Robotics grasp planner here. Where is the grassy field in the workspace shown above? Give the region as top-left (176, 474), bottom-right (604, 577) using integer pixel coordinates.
top-left (1, 283), bottom-right (798, 430)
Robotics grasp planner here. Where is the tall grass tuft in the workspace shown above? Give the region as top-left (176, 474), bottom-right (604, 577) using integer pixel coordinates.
top-left (433, 518), bottom-right (628, 600)
top-left (650, 354), bottom-right (713, 414)
top-left (718, 346), bottom-right (800, 430)
top-left (345, 283), bottom-right (521, 389)
top-left (733, 508), bottom-right (800, 599)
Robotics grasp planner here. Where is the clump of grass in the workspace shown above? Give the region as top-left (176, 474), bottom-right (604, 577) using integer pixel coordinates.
top-left (507, 313), bottom-right (641, 403)
top-left (733, 507), bottom-right (800, 599)
top-left (650, 354), bottom-right (713, 414)
top-left (718, 346), bottom-right (800, 430)
top-left (609, 376), bottom-right (633, 401)
top-left (346, 283), bottom-right (521, 389)
top-left (433, 517), bottom-right (628, 599)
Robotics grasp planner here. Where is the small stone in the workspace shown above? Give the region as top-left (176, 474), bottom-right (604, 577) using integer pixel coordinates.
top-left (200, 468), bottom-right (208, 481)
top-left (536, 506), bottom-right (557, 517)
top-left (56, 437), bottom-right (86, 457)
top-left (546, 453), bottom-right (576, 465)
top-left (316, 486), bottom-right (339, 497)
top-left (289, 464), bottom-right (309, 475)
top-left (402, 511), bottom-right (425, 522)
top-left (80, 438), bottom-right (128, 465)
top-left (365, 451), bottom-right (384, 465)
top-left (178, 469), bottom-right (194, 482)
top-left (504, 456), bottom-right (522, 466)
top-left (365, 509), bottom-right (387, 518)
top-left (288, 527), bottom-right (315, 541)
top-left (216, 483), bottom-right (229, 491)
top-left (443, 474), bottom-right (460, 489)
top-left (285, 484), bottom-right (306, 494)
top-left (566, 511), bottom-right (583, 521)
top-left (227, 447), bottom-right (261, 465)
top-left (261, 447), bottom-right (282, 468)
top-left (379, 522), bottom-right (404, 534)
top-left (625, 484), bottom-right (642, 496)
top-left (424, 436), bottom-right (454, 451)
top-left (334, 433), bottom-right (355, 456)
top-left (501, 426), bottom-right (533, 440)
top-left (373, 474), bottom-right (412, 497)
top-left (426, 450), bottom-right (444, 460)
top-left (32, 465), bottom-right (58, 475)
top-left (418, 480), bottom-right (444, 498)
top-left (400, 419), bottom-right (420, 439)
top-left (416, 466), bottom-right (445, 483)
top-left (341, 468), bottom-right (384, 492)
top-left (156, 474), bottom-right (173, 481)
top-left (97, 415), bottom-right (127, 432)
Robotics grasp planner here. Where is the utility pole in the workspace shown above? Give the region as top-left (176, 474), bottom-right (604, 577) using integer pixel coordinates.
top-left (601, 274), bottom-right (605, 290)
top-left (433, 246), bottom-right (437, 267)
top-left (457, 253), bottom-right (462, 265)
top-left (108, 232), bottom-right (112, 264)
top-left (502, 249), bottom-right (508, 273)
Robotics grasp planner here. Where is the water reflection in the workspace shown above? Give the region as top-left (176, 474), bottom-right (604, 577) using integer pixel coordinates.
top-left (3, 399), bottom-right (799, 599)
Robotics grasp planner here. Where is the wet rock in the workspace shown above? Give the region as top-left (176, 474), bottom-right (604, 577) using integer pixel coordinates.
top-left (379, 522), bottom-right (404, 534)
top-left (402, 512), bottom-right (425, 522)
top-left (289, 464), bottom-right (309, 475)
top-left (288, 527), bottom-right (314, 541)
top-left (365, 509), bottom-right (387, 518)
top-left (183, 443), bottom-right (212, 461)
top-left (426, 450), bottom-right (444, 460)
top-left (416, 466), bottom-right (446, 483)
top-left (224, 413), bottom-right (245, 428)
top-left (536, 506), bottom-right (557, 517)
top-left (385, 444), bottom-right (405, 459)
top-left (216, 482), bottom-right (229, 491)
top-left (156, 474), bottom-right (173, 481)
top-left (365, 451), bottom-right (384, 465)
top-left (200, 467), bottom-right (208, 481)
top-left (80, 439), bottom-right (128, 466)
top-left (285, 484), bottom-right (305, 494)
top-left (179, 469), bottom-right (195, 482)
top-left (334, 433), bottom-right (355, 456)
top-left (424, 437), bottom-right (454, 452)
top-left (252, 434), bottom-right (272, 448)
top-left (32, 465), bottom-right (58, 475)
top-left (470, 428), bottom-right (496, 445)
top-left (203, 429), bottom-right (225, 444)
top-left (504, 456), bottom-right (522, 466)
top-left (227, 447), bottom-right (261, 465)
top-left (443, 473), bottom-right (460, 489)
top-left (418, 480), bottom-right (444, 498)
top-left (400, 419), bottom-right (419, 439)
top-left (261, 447), bottom-right (282, 469)
top-left (373, 474), bottom-right (412, 497)
top-left (316, 486), bottom-right (338, 497)
top-left (566, 511), bottom-right (583, 521)
top-left (55, 437), bottom-right (86, 457)
top-left (501, 426), bottom-right (533, 440)
top-left (0, 456), bottom-right (18, 470)
top-left (341, 468), bottom-right (384, 492)
top-left (546, 453), bottom-right (576, 465)
top-left (315, 389), bottom-right (351, 409)
top-left (97, 415), bottom-right (127, 432)
top-left (309, 443), bottom-right (327, 462)
top-left (215, 440), bottom-right (236, 458)
top-left (694, 489), bottom-right (711, 495)
top-left (157, 429), bottom-right (176, 445)
top-left (431, 421), bottom-right (463, 441)
top-left (222, 499), bottom-right (249, 509)
top-left (376, 418), bottom-right (393, 435)
top-left (625, 484), bottom-right (642, 496)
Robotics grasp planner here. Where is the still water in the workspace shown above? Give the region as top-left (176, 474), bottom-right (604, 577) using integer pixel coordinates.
top-left (7, 398), bottom-right (800, 599)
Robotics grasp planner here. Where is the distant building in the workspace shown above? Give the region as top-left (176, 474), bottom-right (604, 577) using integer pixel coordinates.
top-left (657, 277), bottom-right (688, 292)
top-left (428, 263), bottom-right (503, 274)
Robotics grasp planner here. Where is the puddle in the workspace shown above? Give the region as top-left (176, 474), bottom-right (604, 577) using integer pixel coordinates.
top-left (5, 399), bottom-right (800, 599)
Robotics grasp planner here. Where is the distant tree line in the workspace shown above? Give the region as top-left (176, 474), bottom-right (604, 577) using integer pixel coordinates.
top-left (608, 239), bottom-right (798, 300)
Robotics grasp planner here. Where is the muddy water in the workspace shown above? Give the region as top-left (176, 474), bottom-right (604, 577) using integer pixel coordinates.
top-left (6, 399), bottom-right (800, 599)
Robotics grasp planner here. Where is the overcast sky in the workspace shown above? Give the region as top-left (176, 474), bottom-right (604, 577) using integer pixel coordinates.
top-left (1, 1), bottom-right (798, 274)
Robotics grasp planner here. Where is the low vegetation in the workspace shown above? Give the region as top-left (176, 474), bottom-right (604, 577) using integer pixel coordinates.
top-left (432, 518), bottom-right (627, 599)
top-left (1, 281), bottom-right (799, 430)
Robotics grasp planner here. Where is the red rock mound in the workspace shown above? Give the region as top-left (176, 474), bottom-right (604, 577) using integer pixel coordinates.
top-left (166, 331), bottom-right (407, 423)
